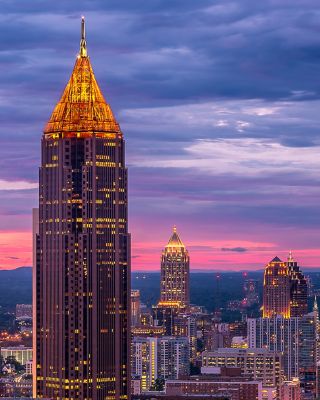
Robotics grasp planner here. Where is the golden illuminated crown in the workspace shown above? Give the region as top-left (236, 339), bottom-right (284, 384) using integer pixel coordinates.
top-left (165, 226), bottom-right (186, 249)
top-left (44, 17), bottom-right (121, 137)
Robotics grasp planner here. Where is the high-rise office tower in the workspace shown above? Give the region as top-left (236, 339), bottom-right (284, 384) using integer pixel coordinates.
top-left (159, 226), bottom-right (190, 309)
top-left (35, 18), bottom-right (130, 400)
top-left (173, 313), bottom-right (197, 361)
top-left (131, 336), bottom-right (189, 391)
top-left (248, 312), bottom-right (317, 396)
top-left (263, 254), bottom-right (308, 319)
top-left (286, 252), bottom-right (308, 317)
top-left (263, 256), bottom-right (291, 318)
top-left (131, 289), bottom-right (141, 327)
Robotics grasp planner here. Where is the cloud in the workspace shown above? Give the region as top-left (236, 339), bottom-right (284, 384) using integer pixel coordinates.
top-left (0, 180), bottom-right (38, 191)
top-left (0, 1), bottom-right (320, 269)
top-left (221, 247), bottom-right (248, 252)
top-left (132, 136), bottom-right (320, 178)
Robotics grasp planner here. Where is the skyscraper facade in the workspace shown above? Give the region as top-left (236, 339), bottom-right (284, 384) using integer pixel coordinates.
top-left (263, 256), bottom-right (291, 318)
top-left (263, 254), bottom-right (309, 319)
top-left (201, 347), bottom-right (283, 388)
top-left (35, 19), bottom-right (130, 400)
top-left (248, 312), bottom-right (317, 394)
top-left (286, 252), bottom-right (308, 317)
top-left (159, 227), bottom-right (190, 309)
top-left (131, 289), bottom-right (141, 327)
top-left (131, 336), bottom-right (189, 391)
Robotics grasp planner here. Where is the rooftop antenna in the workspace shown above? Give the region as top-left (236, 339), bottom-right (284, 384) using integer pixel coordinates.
top-left (80, 16), bottom-right (87, 57)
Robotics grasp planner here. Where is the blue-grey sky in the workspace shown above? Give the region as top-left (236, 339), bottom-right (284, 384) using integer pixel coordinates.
top-left (0, 0), bottom-right (320, 270)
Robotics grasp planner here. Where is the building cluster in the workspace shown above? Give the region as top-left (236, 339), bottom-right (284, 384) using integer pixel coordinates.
top-left (249, 254), bottom-right (318, 399)
top-left (0, 346), bottom-right (33, 397)
top-left (130, 230), bottom-right (318, 400)
top-left (15, 304), bottom-right (32, 334)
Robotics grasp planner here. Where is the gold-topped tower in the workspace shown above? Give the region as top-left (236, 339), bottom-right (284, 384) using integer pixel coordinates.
top-left (263, 256), bottom-right (291, 318)
top-left (159, 226), bottom-right (190, 309)
top-left (35, 18), bottom-right (130, 400)
top-left (45, 17), bottom-right (120, 137)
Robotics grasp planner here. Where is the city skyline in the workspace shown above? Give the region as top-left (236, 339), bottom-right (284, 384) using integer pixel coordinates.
top-left (1, 1), bottom-right (320, 271)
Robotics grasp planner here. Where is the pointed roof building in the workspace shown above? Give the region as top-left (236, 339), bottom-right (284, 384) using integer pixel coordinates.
top-left (159, 226), bottom-right (190, 309)
top-left (166, 226), bottom-right (185, 249)
top-left (35, 18), bottom-right (130, 399)
top-left (263, 256), bottom-right (291, 318)
top-left (286, 252), bottom-right (308, 317)
top-left (45, 17), bottom-right (121, 137)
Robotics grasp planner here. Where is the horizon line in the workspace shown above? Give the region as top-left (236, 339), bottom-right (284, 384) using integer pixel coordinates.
top-left (2, 266), bottom-right (320, 273)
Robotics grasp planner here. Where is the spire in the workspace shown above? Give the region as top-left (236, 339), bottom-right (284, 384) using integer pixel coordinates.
top-left (271, 256), bottom-right (282, 263)
top-left (166, 226), bottom-right (185, 249)
top-left (80, 16), bottom-right (87, 57)
top-left (44, 17), bottom-right (121, 136)
top-left (288, 250), bottom-right (294, 262)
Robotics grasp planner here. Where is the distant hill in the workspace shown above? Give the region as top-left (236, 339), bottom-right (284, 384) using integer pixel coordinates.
top-left (1, 267), bottom-right (320, 314)
top-left (0, 267), bottom-right (32, 311)
top-left (132, 271), bottom-right (264, 313)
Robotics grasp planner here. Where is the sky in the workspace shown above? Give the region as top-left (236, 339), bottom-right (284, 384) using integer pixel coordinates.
top-left (0, 0), bottom-right (320, 271)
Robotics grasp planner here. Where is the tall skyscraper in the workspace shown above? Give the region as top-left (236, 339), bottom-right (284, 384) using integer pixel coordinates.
top-left (159, 226), bottom-right (190, 309)
top-left (286, 252), bottom-right (308, 317)
top-left (248, 312), bottom-right (318, 395)
top-left (263, 256), bottom-right (291, 318)
top-left (263, 254), bottom-right (308, 319)
top-left (35, 18), bottom-right (130, 400)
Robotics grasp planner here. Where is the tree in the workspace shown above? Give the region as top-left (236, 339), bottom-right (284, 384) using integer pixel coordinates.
top-left (190, 362), bottom-right (200, 375)
top-left (151, 378), bottom-right (165, 391)
top-left (5, 356), bottom-right (24, 372)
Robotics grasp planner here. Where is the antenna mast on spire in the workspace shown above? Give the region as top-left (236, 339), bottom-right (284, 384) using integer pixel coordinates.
top-left (288, 250), bottom-right (294, 262)
top-left (80, 16), bottom-right (87, 57)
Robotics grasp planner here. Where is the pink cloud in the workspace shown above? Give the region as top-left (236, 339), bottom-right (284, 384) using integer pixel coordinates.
top-left (0, 227), bottom-right (318, 272)
top-left (0, 231), bottom-right (32, 269)
top-left (131, 233), bottom-right (320, 271)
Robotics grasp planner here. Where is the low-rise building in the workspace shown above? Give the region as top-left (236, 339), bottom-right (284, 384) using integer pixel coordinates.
top-left (165, 378), bottom-right (262, 400)
top-left (132, 326), bottom-right (166, 337)
top-left (26, 360), bottom-right (33, 375)
top-left (280, 379), bottom-right (301, 400)
top-left (1, 346), bottom-right (32, 366)
top-left (15, 304), bottom-right (32, 319)
top-left (201, 348), bottom-right (283, 388)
